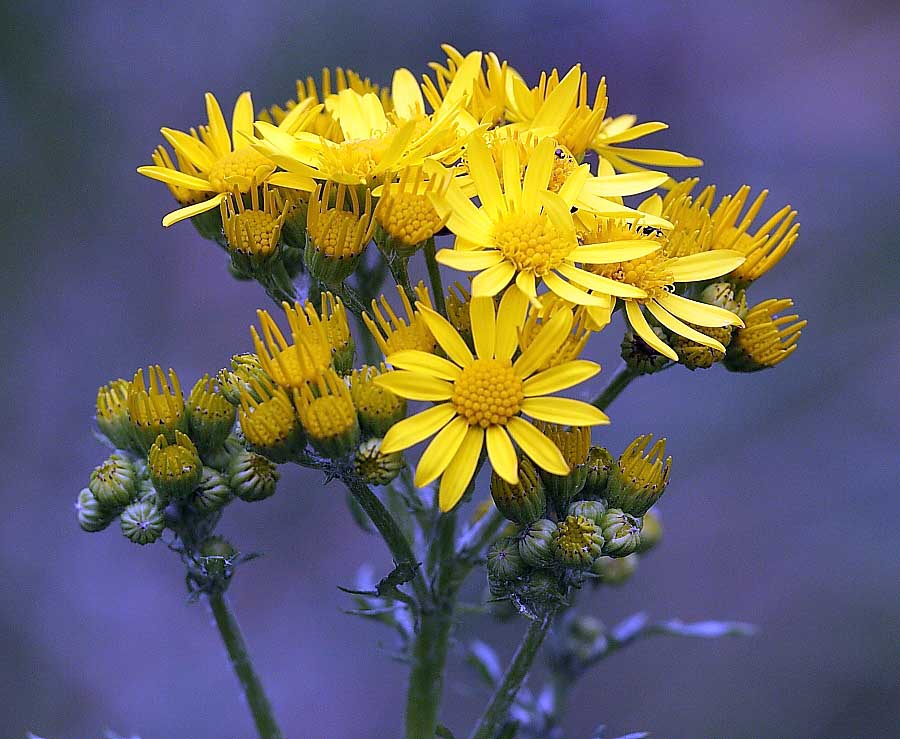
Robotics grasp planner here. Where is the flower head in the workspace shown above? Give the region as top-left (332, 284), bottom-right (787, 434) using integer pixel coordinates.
top-left (293, 369), bottom-right (360, 458)
top-left (96, 378), bottom-right (134, 449)
top-left (237, 377), bottom-right (303, 462)
top-left (606, 434), bottom-right (671, 516)
top-left (127, 366), bottom-right (187, 451)
top-left (220, 183), bottom-right (289, 262)
top-left (305, 182), bottom-right (375, 282)
top-left (252, 301), bottom-right (333, 388)
top-left (375, 166), bottom-right (449, 249)
top-left (376, 292), bottom-right (609, 511)
top-left (724, 298), bottom-right (806, 371)
top-left (363, 283), bottom-right (436, 356)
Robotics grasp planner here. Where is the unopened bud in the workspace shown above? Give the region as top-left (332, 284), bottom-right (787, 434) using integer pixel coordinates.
top-left (636, 509), bottom-right (663, 553)
top-left (590, 553), bottom-right (639, 585)
top-left (148, 431), bottom-right (203, 502)
top-left (567, 499), bottom-right (607, 526)
top-left (76, 488), bottom-right (114, 532)
top-left (120, 501), bottom-right (165, 545)
top-left (490, 457), bottom-right (546, 525)
top-left (228, 449), bottom-right (279, 502)
top-left (599, 509), bottom-right (642, 557)
top-left (487, 537), bottom-right (528, 582)
top-left (353, 438), bottom-right (404, 485)
top-left (606, 434), bottom-right (671, 516)
top-left (553, 515), bottom-right (605, 570)
top-left (621, 327), bottom-right (670, 375)
top-left (535, 423), bottom-right (591, 515)
top-left (89, 454), bottom-right (137, 509)
top-left (191, 466), bottom-right (234, 513)
top-left (517, 519), bottom-right (557, 568)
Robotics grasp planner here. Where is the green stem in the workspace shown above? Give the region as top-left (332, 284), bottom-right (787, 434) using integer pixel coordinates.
top-left (343, 476), bottom-right (429, 605)
top-left (207, 592), bottom-right (283, 739)
top-left (387, 253), bottom-right (417, 305)
top-left (423, 237), bottom-right (447, 317)
top-left (469, 612), bottom-right (556, 739)
top-left (405, 510), bottom-right (459, 739)
top-left (591, 365), bottom-right (639, 411)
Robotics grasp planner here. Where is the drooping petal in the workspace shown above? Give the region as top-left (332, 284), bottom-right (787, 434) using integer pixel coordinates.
top-left (557, 263), bottom-right (647, 299)
top-left (597, 120), bottom-right (668, 144)
top-left (160, 128), bottom-right (217, 170)
top-left (137, 165), bottom-right (212, 192)
top-left (515, 270), bottom-right (538, 301)
top-left (161, 194), bottom-right (226, 227)
top-left (544, 271), bottom-right (609, 306)
top-left (655, 292), bottom-right (744, 327)
top-left (624, 301), bottom-right (678, 361)
top-left (585, 301), bottom-right (614, 331)
top-left (569, 240), bottom-right (661, 264)
top-left (582, 170), bottom-right (669, 197)
top-left (417, 304), bottom-right (475, 367)
top-left (506, 417), bottom-right (568, 476)
top-left (495, 286), bottom-right (529, 361)
top-left (374, 370), bottom-right (454, 401)
top-left (415, 416), bottom-right (469, 487)
top-left (668, 250), bottom-right (746, 282)
top-left (521, 397), bottom-right (610, 426)
top-left (439, 427), bottom-right (485, 511)
top-left (486, 425), bottom-right (518, 484)
top-left (600, 146), bottom-right (703, 167)
top-left (522, 360), bottom-right (601, 397)
top-left (380, 403), bottom-right (456, 453)
top-left (470, 296), bottom-right (497, 360)
top-left (384, 350), bottom-right (462, 380)
top-left (435, 249), bottom-right (504, 272)
top-left (645, 301), bottom-right (727, 352)
top-left (471, 260), bottom-right (516, 298)
top-left (514, 308), bottom-right (573, 378)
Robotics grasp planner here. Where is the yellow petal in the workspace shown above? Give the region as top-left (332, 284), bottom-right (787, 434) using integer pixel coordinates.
top-left (598, 121), bottom-right (668, 145)
top-left (586, 301), bottom-right (614, 331)
top-left (625, 301), bottom-right (678, 361)
top-left (439, 426), bottom-right (484, 511)
top-left (569, 240), bottom-right (661, 264)
top-left (466, 134), bottom-right (505, 220)
top-left (544, 271), bottom-right (609, 306)
top-left (374, 370), bottom-right (454, 401)
top-left (495, 286), bottom-right (529, 361)
top-left (583, 170), bottom-right (669, 197)
top-left (161, 194), bottom-right (226, 227)
top-left (380, 403), bottom-right (456, 453)
top-left (521, 138), bottom-right (557, 214)
top-left (435, 248), bottom-right (504, 272)
top-left (267, 171), bottom-right (318, 192)
top-left (384, 350), bottom-right (462, 380)
top-left (521, 397), bottom-right (610, 426)
top-left (645, 301), bottom-right (726, 353)
top-left (417, 304), bottom-right (475, 367)
top-left (668, 250), bottom-right (746, 282)
top-left (655, 292), bottom-right (744, 328)
top-left (430, 183), bottom-right (493, 244)
top-left (514, 308), bottom-right (573, 378)
top-left (137, 165), bottom-right (211, 192)
top-left (391, 67), bottom-right (426, 120)
top-left (557, 263), bottom-right (647, 299)
top-left (470, 296), bottom-right (497, 360)
top-left (515, 270), bottom-right (537, 300)
top-left (471, 260), bottom-right (516, 298)
top-left (522, 360), bottom-right (601, 397)
top-left (160, 128), bottom-right (217, 170)
top-left (486, 425), bottom-right (518, 484)
top-left (415, 416), bottom-right (469, 487)
top-left (506, 417), bottom-right (568, 476)
top-left (530, 65), bottom-right (581, 131)
top-left (601, 146), bottom-right (703, 167)
top-left (204, 92), bottom-right (231, 156)
top-left (231, 91), bottom-right (255, 148)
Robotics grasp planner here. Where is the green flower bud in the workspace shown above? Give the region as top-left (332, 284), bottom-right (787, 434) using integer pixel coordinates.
top-left (217, 354), bottom-right (272, 405)
top-left (228, 449), bottom-right (279, 502)
top-left (95, 379), bottom-right (134, 449)
top-left (560, 614), bottom-right (608, 663)
top-left (202, 436), bottom-right (244, 471)
top-left (89, 453), bottom-right (137, 509)
top-left (280, 194), bottom-right (309, 251)
top-left (148, 431), bottom-right (203, 502)
top-left (637, 509), bottom-right (663, 553)
top-left (600, 508), bottom-right (642, 557)
top-left (517, 519), bottom-right (557, 568)
top-left (582, 446), bottom-right (614, 500)
top-left (331, 338), bottom-right (357, 375)
top-left (198, 535), bottom-right (238, 582)
top-left (136, 474), bottom-right (163, 508)
top-left (349, 365), bottom-right (407, 438)
top-left (553, 515), bottom-right (605, 570)
top-left (120, 501), bottom-right (165, 545)
top-left (513, 570), bottom-right (566, 619)
top-left (590, 553), bottom-right (639, 585)
top-left (487, 537), bottom-right (528, 582)
top-left (567, 499), bottom-right (607, 526)
top-left (76, 488), bottom-right (114, 532)
top-left (606, 434), bottom-right (671, 516)
top-left (621, 327), bottom-right (670, 375)
top-left (191, 466), bottom-right (234, 513)
top-left (490, 457), bottom-right (546, 525)
top-left (700, 282), bottom-right (747, 317)
top-left (535, 423), bottom-right (591, 515)
top-left (671, 324), bottom-right (732, 370)
top-left (187, 376), bottom-right (237, 453)
top-left (353, 438), bottom-right (404, 485)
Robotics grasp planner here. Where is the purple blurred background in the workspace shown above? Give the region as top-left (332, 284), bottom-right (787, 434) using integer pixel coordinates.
top-left (2, 1), bottom-right (899, 737)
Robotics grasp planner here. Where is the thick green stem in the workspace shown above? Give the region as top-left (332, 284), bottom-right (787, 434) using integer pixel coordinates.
top-left (207, 592), bottom-right (283, 739)
top-left (469, 613), bottom-right (555, 739)
top-left (343, 476), bottom-right (429, 604)
top-left (591, 365), bottom-right (639, 411)
top-left (423, 237), bottom-right (447, 317)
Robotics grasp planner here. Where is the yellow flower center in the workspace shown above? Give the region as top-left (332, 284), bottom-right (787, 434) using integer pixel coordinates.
top-left (555, 515), bottom-right (603, 558)
top-left (492, 214), bottom-right (574, 276)
top-left (301, 396), bottom-right (356, 440)
top-left (320, 137), bottom-right (390, 182)
top-left (207, 147), bottom-right (275, 192)
top-left (384, 322), bottom-right (436, 355)
top-left (452, 359), bottom-right (524, 427)
top-left (228, 210), bottom-right (279, 257)
top-left (377, 191), bottom-right (444, 245)
top-left (266, 343), bottom-right (333, 388)
top-left (241, 396), bottom-right (296, 447)
top-left (592, 250), bottom-right (674, 300)
top-left (308, 209), bottom-right (366, 257)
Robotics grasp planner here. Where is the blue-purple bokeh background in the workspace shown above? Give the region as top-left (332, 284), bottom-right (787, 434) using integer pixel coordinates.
top-left (3, 2), bottom-right (899, 737)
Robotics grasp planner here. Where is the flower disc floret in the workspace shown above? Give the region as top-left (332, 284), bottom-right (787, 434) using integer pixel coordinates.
top-left (492, 214), bottom-right (573, 276)
top-left (451, 359), bottom-right (523, 427)
top-left (207, 147), bottom-right (275, 192)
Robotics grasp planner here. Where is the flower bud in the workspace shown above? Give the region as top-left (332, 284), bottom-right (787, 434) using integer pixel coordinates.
top-left (228, 449), bottom-right (279, 502)
top-left (581, 446), bottom-right (614, 500)
top-left (217, 354), bottom-right (271, 405)
top-left (699, 282), bottom-right (747, 317)
top-left (191, 466), bottom-right (234, 514)
top-left (89, 453), bottom-right (138, 509)
top-left (671, 324), bottom-right (732, 370)
top-left (126, 366), bottom-right (188, 452)
top-left (513, 570), bottom-right (566, 619)
top-left (353, 438), bottom-right (404, 485)
top-left (148, 430), bottom-right (203, 502)
top-left (600, 508), bottom-right (642, 557)
top-left (201, 436), bottom-right (244, 472)
top-left (621, 327), bottom-right (670, 375)
top-left (487, 537), bottom-right (528, 582)
top-left (445, 282), bottom-right (474, 346)
top-left (187, 376), bottom-right (237, 454)
top-left (136, 474), bottom-right (163, 509)
top-left (280, 192), bottom-right (309, 251)
top-left (95, 379), bottom-right (134, 449)
top-left (637, 509), bottom-right (663, 553)
top-left (238, 378), bottom-right (305, 463)
top-left (590, 553), bottom-right (639, 585)
top-left (321, 292), bottom-right (355, 374)
top-left (349, 364), bottom-right (406, 438)
top-left (305, 182), bottom-right (374, 283)
top-left (490, 456), bottom-right (546, 525)
top-left (517, 519), bottom-right (557, 568)
top-left (294, 369), bottom-right (360, 459)
top-left (120, 500), bottom-right (165, 545)
top-left (374, 167), bottom-right (448, 257)
top-left (198, 535), bottom-right (238, 582)
top-left (724, 298), bottom-right (806, 372)
top-left (553, 515), bottom-right (605, 570)
top-left (220, 184), bottom-right (288, 265)
top-left (76, 488), bottom-right (114, 532)
top-left (567, 499), bottom-right (606, 526)
top-left (606, 434), bottom-right (671, 516)
top-left (535, 423), bottom-right (591, 515)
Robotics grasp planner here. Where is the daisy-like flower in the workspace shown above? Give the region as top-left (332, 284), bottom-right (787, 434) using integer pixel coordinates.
top-left (138, 92), bottom-right (320, 227)
top-left (430, 135), bottom-right (662, 305)
top-left (576, 204), bottom-right (747, 360)
top-left (376, 291), bottom-right (609, 512)
top-left (592, 114), bottom-right (703, 175)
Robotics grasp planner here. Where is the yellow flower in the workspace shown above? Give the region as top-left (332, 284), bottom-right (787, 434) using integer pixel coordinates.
top-left (363, 283), bottom-right (436, 356)
top-left (238, 377), bottom-right (303, 461)
top-left (375, 166), bottom-right (449, 248)
top-left (127, 366), bottom-right (187, 450)
top-left (293, 368), bottom-right (360, 458)
top-left (251, 301), bottom-right (333, 388)
top-left (305, 181), bottom-right (375, 282)
top-left (349, 364), bottom-right (407, 438)
top-left (220, 183), bottom-right (289, 262)
top-left (592, 114), bottom-right (703, 175)
top-left (724, 298), bottom-right (806, 371)
top-left (431, 135), bottom-right (661, 305)
top-left (376, 292), bottom-right (609, 511)
top-left (520, 295), bottom-right (592, 371)
top-left (138, 92), bottom-right (318, 227)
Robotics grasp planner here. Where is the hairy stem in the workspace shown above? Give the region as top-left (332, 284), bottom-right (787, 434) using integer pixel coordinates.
top-left (469, 612), bottom-right (555, 739)
top-left (423, 237), bottom-right (447, 317)
top-left (207, 592), bottom-right (283, 739)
